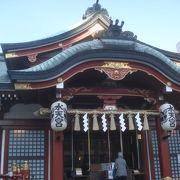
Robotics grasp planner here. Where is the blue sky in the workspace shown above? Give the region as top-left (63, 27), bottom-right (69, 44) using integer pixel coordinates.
top-left (0, 0), bottom-right (180, 52)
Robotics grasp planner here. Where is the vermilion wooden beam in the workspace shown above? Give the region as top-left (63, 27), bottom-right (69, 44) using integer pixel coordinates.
top-left (52, 132), bottom-right (64, 180)
top-left (61, 87), bottom-right (156, 102)
top-left (142, 132), bottom-right (153, 180)
top-left (142, 131), bottom-right (156, 180)
top-left (20, 61), bottom-right (180, 91)
top-left (7, 42), bottom-right (61, 58)
top-left (5, 30), bottom-right (91, 59)
top-left (156, 117), bottom-right (172, 179)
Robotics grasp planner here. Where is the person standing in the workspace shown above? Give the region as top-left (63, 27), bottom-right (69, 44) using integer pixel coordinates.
top-left (114, 152), bottom-right (128, 180)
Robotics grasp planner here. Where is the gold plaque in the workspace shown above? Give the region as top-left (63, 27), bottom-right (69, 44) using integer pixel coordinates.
top-left (5, 52), bottom-right (19, 59)
top-left (14, 83), bottom-right (32, 90)
top-left (174, 61), bottom-right (180, 66)
top-left (102, 62), bottom-right (132, 69)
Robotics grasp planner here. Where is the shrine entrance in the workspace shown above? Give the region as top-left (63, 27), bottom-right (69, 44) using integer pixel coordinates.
top-left (64, 130), bottom-right (143, 175)
top-left (64, 126), bottom-right (143, 179)
top-left (61, 68), bottom-right (158, 180)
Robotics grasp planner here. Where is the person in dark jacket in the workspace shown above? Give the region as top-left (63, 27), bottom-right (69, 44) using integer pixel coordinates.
top-left (114, 152), bottom-right (127, 180)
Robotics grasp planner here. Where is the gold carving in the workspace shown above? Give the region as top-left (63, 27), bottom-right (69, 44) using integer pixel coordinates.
top-left (102, 62), bottom-right (132, 69)
top-left (167, 82), bottom-right (172, 87)
top-left (57, 77), bottom-right (63, 83)
top-left (28, 54), bottom-right (37, 62)
top-left (95, 62), bottom-right (137, 80)
top-left (39, 108), bottom-right (51, 115)
top-left (95, 67), bottom-right (137, 80)
top-left (14, 83), bottom-right (32, 90)
top-left (5, 52), bottom-right (19, 59)
top-left (174, 61), bottom-right (180, 66)
top-left (34, 108), bottom-right (50, 116)
top-left (58, 43), bottom-right (63, 47)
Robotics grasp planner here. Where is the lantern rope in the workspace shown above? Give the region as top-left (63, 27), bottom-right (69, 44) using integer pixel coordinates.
top-left (68, 109), bottom-right (160, 115)
top-left (37, 107), bottom-right (178, 116)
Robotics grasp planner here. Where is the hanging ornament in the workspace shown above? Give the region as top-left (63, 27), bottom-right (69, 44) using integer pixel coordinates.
top-left (119, 114), bottom-right (126, 132)
top-left (128, 114), bottom-right (135, 130)
top-left (92, 114), bottom-right (99, 131)
top-left (102, 114), bottom-right (108, 132)
top-left (110, 114), bottom-right (116, 131)
top-left (159, 103), bottom-right (176, 131)
top-left (51, 101), bottom-right (67, 131)
top-left (74, 113), bottom-right (80, 131)
top-left (143, 114), bottom-right (149, 130)
top-left (83, 113), bottom-right (89, 132)
top-left (135, 113), bottom-right (143, 131)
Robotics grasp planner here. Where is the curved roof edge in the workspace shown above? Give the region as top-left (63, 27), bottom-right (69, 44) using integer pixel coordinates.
top-left (137, 40), bottom-right (180, 61)
top-left (0, 53), bottom-right (4, 61)
top-left (1, 13), bottom-right (110, 53)
top-left (0, 59), bottom-right (13, 90)
top-left (0, 83), bottom-right (14, 91)
top-left (8, 39), bottom-right (180, 85)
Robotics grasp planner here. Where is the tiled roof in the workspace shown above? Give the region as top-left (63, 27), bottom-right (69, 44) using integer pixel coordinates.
top-left (19, 39), bottom-right (180, 73)
top-left (8, 39), bottom-right (180, 85)
top-left (1, 13), bottom-right (110, 52)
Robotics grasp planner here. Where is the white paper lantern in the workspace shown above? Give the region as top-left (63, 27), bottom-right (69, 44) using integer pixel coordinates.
top-left (51, 101), bottom-right (67, 131)
top-left (159, 103), bottom-right (176, 131)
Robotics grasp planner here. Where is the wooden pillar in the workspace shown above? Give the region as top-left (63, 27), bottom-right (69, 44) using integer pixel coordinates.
top-left (156, 117), bottom-right (172, 179)
top-left (142, 131), bottom-right (155, 180)
top-left (52, 132), bottom-right (64, 180)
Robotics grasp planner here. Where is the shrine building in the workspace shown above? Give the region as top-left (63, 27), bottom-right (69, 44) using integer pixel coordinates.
top-left (0, 1), bottom-right (180, 180)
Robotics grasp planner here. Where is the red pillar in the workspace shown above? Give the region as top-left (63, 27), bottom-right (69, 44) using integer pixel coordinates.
top-left (142, 131), bottom-right (155, 180)
top-left (52, 132), bottom-right (64, 180)
top-left (156, 117), bottom-right (172, 179)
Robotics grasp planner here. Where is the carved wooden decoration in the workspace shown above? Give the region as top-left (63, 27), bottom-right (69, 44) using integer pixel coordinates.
top-left (61, 87), bottom-right (157, 103)
top-left (27, 54), bottom-right (38, 63)
top-left (95, 62), bottom-right (138, 80)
